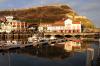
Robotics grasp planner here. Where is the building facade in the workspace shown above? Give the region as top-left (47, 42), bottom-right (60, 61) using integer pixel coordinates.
top-left (64, 19), bottom-right (81, 33)
top-left (38, 18), bottom-right (81, 33)
top-left (0, 16), bottom-right (31, 33)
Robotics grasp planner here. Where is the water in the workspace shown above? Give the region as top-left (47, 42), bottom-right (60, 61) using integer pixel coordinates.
top-left (0, 41), bottom-right (99, 66)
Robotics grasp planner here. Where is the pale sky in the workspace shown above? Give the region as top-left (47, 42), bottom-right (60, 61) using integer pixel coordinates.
top-left (0, 0), bottom-right (100, 28)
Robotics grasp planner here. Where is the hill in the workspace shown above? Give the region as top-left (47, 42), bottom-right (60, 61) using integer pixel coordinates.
top-left (0, 5), bottom-right (95, 28)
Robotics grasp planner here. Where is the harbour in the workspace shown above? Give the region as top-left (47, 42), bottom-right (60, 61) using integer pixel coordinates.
top-left (0, 32), bottom-right (99, 50)
top-left (0, 40), bottom-right (99, 66)
top-left (0, 1), bottom-right (100, 66)
top-left (0, 31), bottom-right (99, 66)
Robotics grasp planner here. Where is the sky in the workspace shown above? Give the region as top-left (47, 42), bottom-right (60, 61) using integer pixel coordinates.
top-left (0, 0), bottom-right (100, 28)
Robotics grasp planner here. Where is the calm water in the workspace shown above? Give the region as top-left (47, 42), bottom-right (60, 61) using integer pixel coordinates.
top-left (0, 41), bottom-right (99, 66)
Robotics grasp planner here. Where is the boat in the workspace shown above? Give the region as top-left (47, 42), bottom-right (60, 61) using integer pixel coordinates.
top-left (28, 35), bottom-right (38, 43)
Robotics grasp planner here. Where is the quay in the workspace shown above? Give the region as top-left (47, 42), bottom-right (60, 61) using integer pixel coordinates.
top-left (0, 33), bottom-right (99, 51)
top-left (44, 32), bottom-right (100, 42)
top-left (44, 32), bottom-right (99, 37)
top-left (0, 42), bottom-right (35, 50)
top-left (0, 39), bottom-right (66, 50)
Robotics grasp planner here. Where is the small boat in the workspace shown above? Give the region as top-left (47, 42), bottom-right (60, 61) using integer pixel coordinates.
top-left (12, 40), bottom-right (18, 45)
top-left (5, 40), bottom-right (13, 46)
top-left (49, 36), bottom-right (56, 40)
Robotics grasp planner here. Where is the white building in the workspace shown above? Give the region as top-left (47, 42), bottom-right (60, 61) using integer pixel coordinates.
top-left (38, 21), bottom-right (65, 33)
top-left (0, 22), bottom-right (13, 33)
top-left (0, 16), bottom-right (29, 33)
top-left (39, 18), bottom-right (81, 33)
top-left (64, 19), bottom-right (81, 33)
top-left (5, 16), bottom-right (14, 22)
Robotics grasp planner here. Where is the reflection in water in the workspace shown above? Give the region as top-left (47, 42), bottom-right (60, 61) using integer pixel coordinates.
top-left (0, 46), bottom-right (73, 66)
top-left (0, 40), bottom-right (99, 66)
top-left (64, 41), bottom-right (81, 52)
top-left (0, 46), bottom-right (71, 60)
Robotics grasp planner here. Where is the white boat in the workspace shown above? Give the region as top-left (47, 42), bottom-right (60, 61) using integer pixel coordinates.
top-left (28, 35), bottom-right (38, 43)
top-left (28, 37), bottom-right (33, 43)
top-left (5, 40), bottom-right (13, 46)
top-left (12, 40), bottom-right (18, 45)
top-left (49, 36), bottom-right (56, 40)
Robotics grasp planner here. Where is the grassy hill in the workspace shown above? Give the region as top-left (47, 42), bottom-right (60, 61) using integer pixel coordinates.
top-left (0, 5), bottom-right (95, 28)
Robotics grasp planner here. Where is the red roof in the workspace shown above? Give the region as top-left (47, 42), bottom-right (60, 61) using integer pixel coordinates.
top-left (73, 22), bottom-right (81, 24)
top-left (53, 20), bottom-right (64, 26)
top-left (0, 17), bottom-right (7, 22)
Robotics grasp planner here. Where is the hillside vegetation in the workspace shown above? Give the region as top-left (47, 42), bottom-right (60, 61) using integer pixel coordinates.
top-left (0, 5), bottom-right (95, 28)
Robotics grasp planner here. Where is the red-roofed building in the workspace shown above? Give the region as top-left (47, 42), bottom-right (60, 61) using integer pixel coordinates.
top-left (4, 16), bottom-right (29, 30)
top-left (39, 18), bottom-right (81, 33)
top-left (0, 16), bottom-right (35, 33)
top-left (64, 19), bottom-right (81, 33)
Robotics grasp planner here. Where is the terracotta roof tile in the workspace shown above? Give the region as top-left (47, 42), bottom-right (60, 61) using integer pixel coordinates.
top-left (53, 20), bottom-right (64, 26)
top-left (73, 22), bottom-right (81, 24)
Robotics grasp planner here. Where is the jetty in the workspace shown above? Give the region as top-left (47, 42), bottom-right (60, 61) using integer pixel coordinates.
top-left (0, 41), bottom-right (35, 50)
top-left (0, 38), bottom-right (66, 50)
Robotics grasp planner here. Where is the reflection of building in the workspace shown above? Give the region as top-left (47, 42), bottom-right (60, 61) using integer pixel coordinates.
top-left (38, 18), bottom-right (81, 33)
top-left (64, 41), bottom-right (81, 52)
